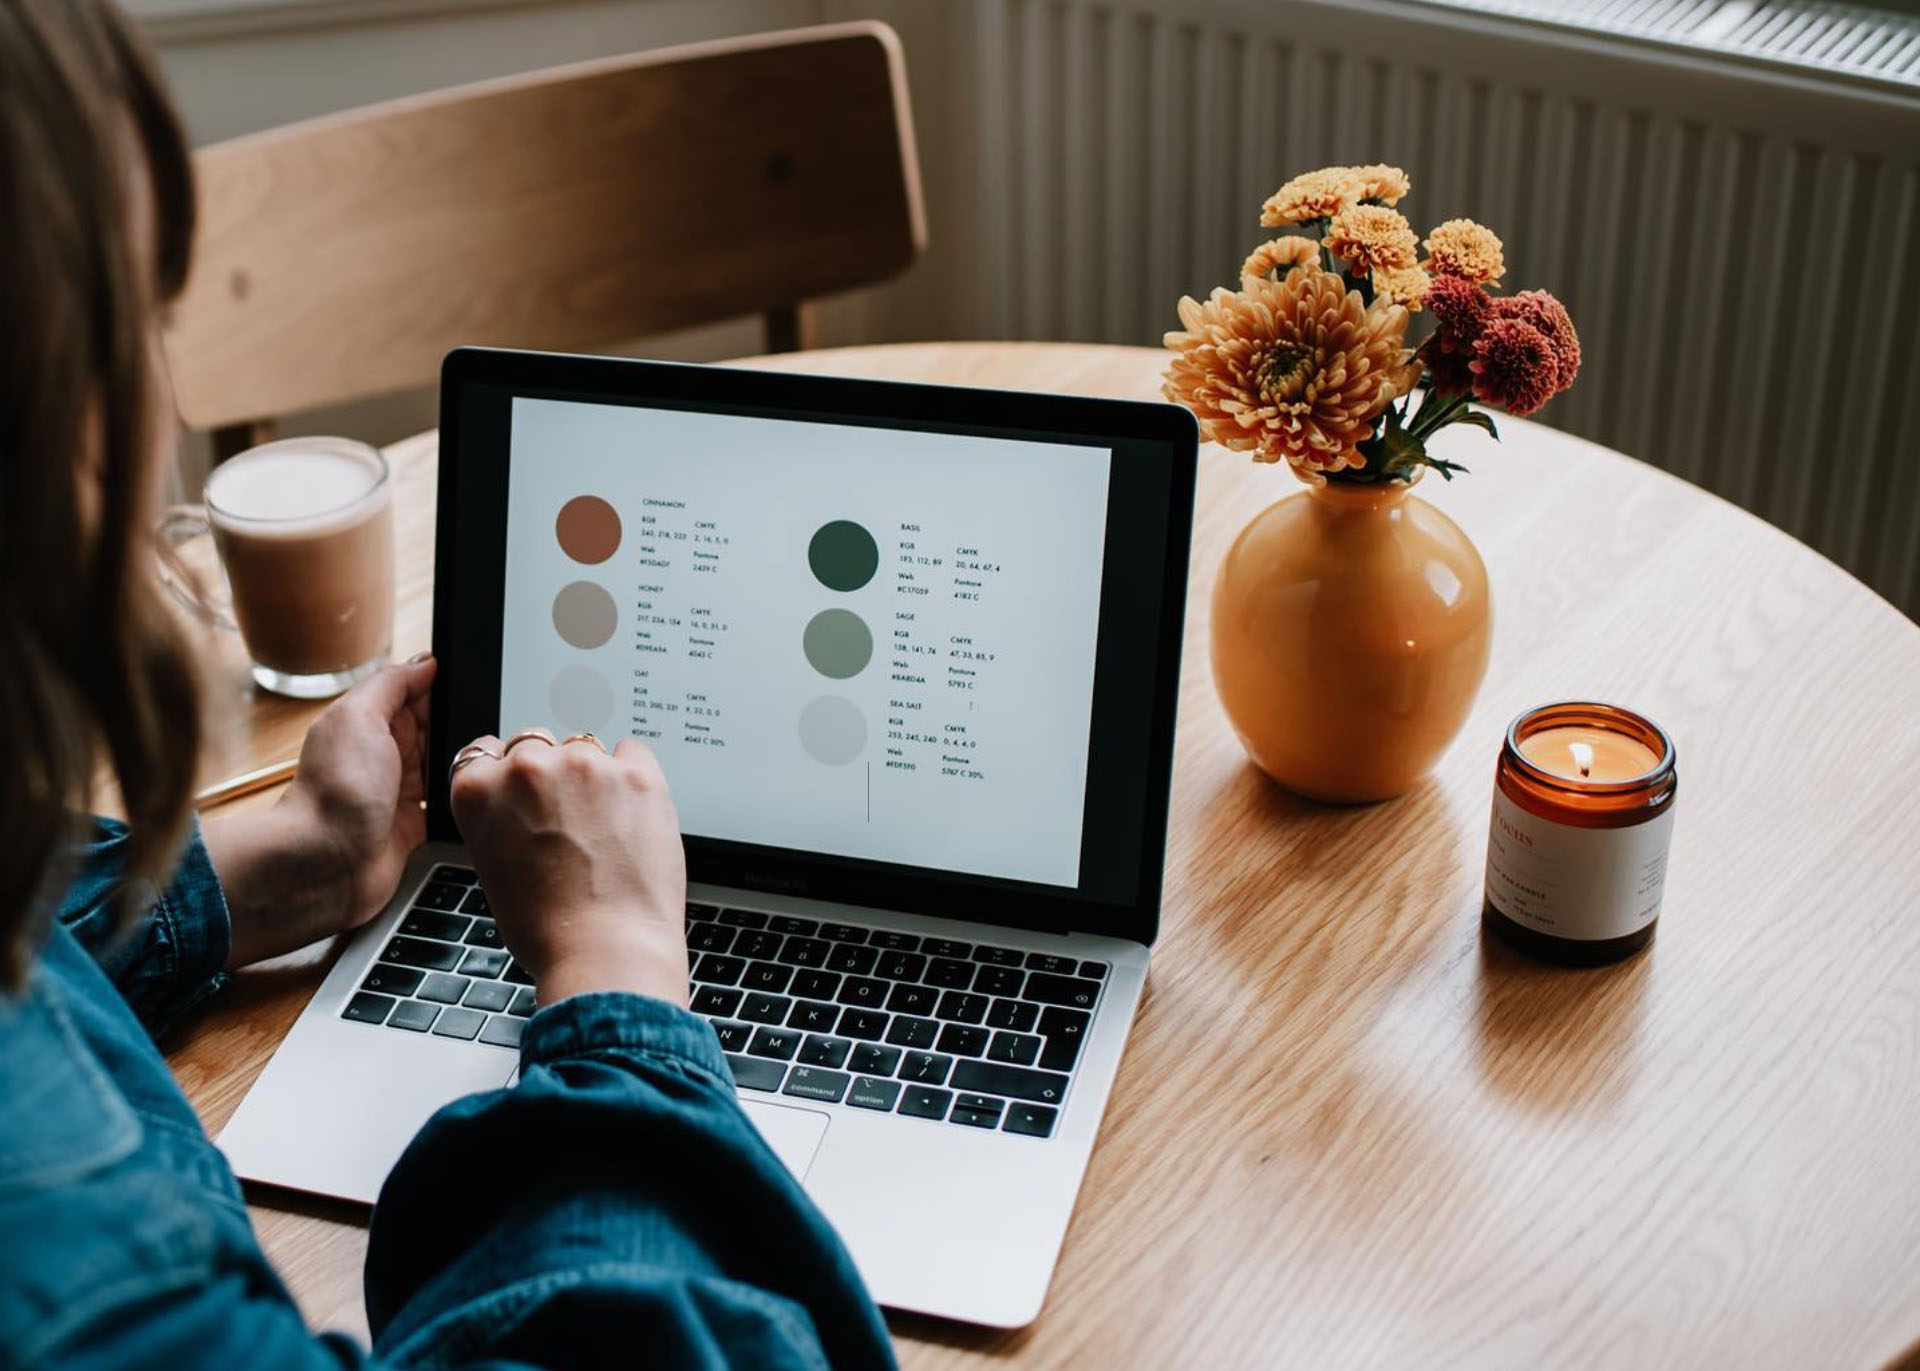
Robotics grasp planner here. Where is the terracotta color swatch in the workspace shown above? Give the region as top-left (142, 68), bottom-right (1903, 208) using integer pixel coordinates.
top-left (556, 495), bottom-right (621, 564)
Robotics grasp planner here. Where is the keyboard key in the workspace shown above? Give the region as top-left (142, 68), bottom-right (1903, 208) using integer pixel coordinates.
top-left (463, 981), bottom-right (515, 1013)
top-left (399, 909), bottom-right (470, 941)
top-left (985, 998), bottom-right (1039, 1032)
top-left (1038, 1006), bottom-right (1091, 1071)
top-left (430, 864), bottom-right (476, 885)
top-left (725, 1053), bottom-right (785, 1091)
top-left (836, 1008), bottom-right (889, 1041)
top-left (1080, 960), bottom-right (1109, 979)
top-left (1024, 952), bottom-right (1077, 974)
top-left (777, 937), bottom-right (829, 968)
top-left (850, 1042), bottom-right (902, 1076)
top-left (988, 1031), bottom-right (1042, 1066)
top-left (740, 993), bottom-right (793, 1025)
top-left (951, 1093), bottom-right (1005, 1129)
top-left (875, 951), bottom-right (926, 981)
top-left (414, 881), bottom-right (469, 912)
top-left (886, 983), bottom-right (939, 1016)
top-left (950, 1060), bottom-right (1069, 1105)
top-left (508, 987), bottom-right (538, 1018)
top-left (361, 963), bottom-right (424, 997)
top-left (886, 1016), bottom-right (937, 1049)
top-left (734, 930), bottom-right (783, 961)
top-left (711, 1020), bottom-right (754, 1053)
top-left (693, 954), bottom-right (747, 986)
top-left (479, 1015), bottom-right (524, 1048)
top-left (899, 1086), bottom-right (952, 1120)
top-left (790, 969), bottom-right (841, 1000)
top-left (783, 1066), bottom-right (850, 1102)
top-left (503, 961), bottom-right (533, 985)
top-left (817, 922), bottom-right (867, 943)
top-left (740, 962), bottom-right (794, 994)
top-left (937, 1024), bottom-right (990, 1057)
top-left (899, 1051), bottom-right (953, 1085)
top-left (798, 1035), bottom-right (851, 1069)
top-left (827, 944), bottom-right (878, 975)
top-left (972, 965), bottom-right (1024, 998)
top-left (846, 1076), bottom-right (902, 1110)
top-left (689, 923), bottom-right (735, 953)
top-left (923, 938), bottom-right (973, 959)
top-left (463, 919), bottom-right (503, 949)
top-left (686, 902), bottom-right (719, 921)
top-left (458, 887), bottom-right (491, 917)
top-left (787, 1000), bottom-right (841, 1033)
top-left (769, 915), bottom-right (818, 935)
top-left (719, 908), bottom-right (768, 928)
top-left (836, 976), bottom-right (888, 1009)
top-left (388, 999), bottom-right (438, 1032)
top-left (418, 973), bottom-right (470, 1004)
top-left (972, 945), bottom-right (1024, 966)
top-left (1023, 972), bottom-right (1102, 1010)
top-left (343, 991), bottom-right (394, 1024)
top-left (925, 958), bottom-right (974, 989)
top-left (869, 931), bottom-right (920, 951)
top-left (1004, 1103), bottom-right (1058, 1138)
top-left (432, 1007), bottom-right (485, 1040)
top-left (458, 948), bottom-right (509, 979)
top-left (936, 991), bottom-right (988, 1025)
top-left (747, 1027), bottom-right (800, 1061)
top-left (692, 985), bottom-right (743, 1017)
top-left (384, 937), bottom-right (463, 971)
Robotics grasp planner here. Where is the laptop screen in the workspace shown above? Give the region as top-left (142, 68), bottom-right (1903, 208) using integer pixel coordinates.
top-left (433, 351), bottom-right (1194, 944)
top-left (497, 397), bottom-right (1110, 888)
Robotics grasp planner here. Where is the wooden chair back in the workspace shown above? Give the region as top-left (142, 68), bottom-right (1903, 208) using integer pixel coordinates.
top-left (163, 22), bottom-right (925, 456)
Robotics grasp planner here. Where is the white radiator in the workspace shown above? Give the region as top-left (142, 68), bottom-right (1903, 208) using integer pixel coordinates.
top-left (853, 0), bottom-right (1920, 615)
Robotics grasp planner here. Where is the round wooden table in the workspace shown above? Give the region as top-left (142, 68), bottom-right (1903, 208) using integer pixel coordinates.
top-left (170, 343), bottom-right (1920, 1370)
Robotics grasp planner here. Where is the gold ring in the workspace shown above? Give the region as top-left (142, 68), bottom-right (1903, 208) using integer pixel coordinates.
top-left (503, 728), bottom-right (557, 754)
top-left (561, 733), bottom-right (603, 750)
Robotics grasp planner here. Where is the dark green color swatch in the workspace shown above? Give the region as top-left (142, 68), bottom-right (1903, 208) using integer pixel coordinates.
top-left (808, 520), bottom-right (879, 592)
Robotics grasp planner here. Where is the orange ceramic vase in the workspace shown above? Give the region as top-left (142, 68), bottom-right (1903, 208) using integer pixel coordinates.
top-left (1210, 478), bottom-right (1492, 803)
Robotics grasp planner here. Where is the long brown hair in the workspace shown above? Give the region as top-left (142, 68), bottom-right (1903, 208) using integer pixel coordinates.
top-left (0, 0), bottom-right (201, 988)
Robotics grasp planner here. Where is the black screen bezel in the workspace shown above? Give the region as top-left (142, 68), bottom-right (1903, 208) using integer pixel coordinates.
top-left (429, 347), bottom-right (1195, 946)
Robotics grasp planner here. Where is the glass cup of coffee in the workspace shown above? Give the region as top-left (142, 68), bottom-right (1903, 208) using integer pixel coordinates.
top-left (159, 436), bottom-right (395, 699)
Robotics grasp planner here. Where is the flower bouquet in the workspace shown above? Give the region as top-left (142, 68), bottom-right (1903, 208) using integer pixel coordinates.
top-left (1168, 164), bottom-right (1582, 803)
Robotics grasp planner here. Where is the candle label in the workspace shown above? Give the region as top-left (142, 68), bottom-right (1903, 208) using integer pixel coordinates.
top-left (1485, 790), bottom-right (1674, 940)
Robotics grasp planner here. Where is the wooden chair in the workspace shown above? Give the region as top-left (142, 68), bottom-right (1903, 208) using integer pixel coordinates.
top-left (163, 22), bottom-right (926, 459)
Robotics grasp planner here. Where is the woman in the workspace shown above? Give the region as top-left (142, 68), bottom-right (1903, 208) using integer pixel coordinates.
top-left (0, 2), bottom-right (895, 1367)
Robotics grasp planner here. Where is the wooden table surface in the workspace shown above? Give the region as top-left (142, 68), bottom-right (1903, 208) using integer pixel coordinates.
top-left (168, 342), bottom-right (1920, 1371)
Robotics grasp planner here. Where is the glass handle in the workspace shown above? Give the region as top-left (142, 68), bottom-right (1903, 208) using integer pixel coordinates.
top-left (154, 503), bottom-right (237, 632)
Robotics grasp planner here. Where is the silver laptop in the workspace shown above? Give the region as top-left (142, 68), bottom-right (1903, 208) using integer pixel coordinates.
top-left (219, 347), bottom-right (1197, 1328)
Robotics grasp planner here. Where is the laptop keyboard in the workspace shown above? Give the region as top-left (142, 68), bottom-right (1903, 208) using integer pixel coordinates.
top-left (340, 866), bottom-right (1107, 1140)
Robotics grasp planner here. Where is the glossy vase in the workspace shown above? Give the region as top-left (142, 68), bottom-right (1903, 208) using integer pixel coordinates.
top-left (1210, 479), bottom-right (1492, 803)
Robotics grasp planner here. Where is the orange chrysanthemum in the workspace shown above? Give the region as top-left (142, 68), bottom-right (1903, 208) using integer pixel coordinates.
top-left (1352, 163), bottom-right (1411, 205)
top-left (1425, 218), bottom-right (1505, 283)
top-left (1162, 267), bottom-right (1413, 476)
top-left (1259, 167), bottom-right (1363, 227)
top-left (1241, 236), bottom-right (1322, 281)
top-left (1372, 263), bottom-right (1432, 310)
top-left (1325, 204), bottom-right (1419, 276)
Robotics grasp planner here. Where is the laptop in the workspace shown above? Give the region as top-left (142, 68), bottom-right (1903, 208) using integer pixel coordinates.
top-left (219, 346), bottom-right (1197, 1328)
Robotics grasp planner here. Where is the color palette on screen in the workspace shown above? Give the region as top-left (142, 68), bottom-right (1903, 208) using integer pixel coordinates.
top-left (800, 520), bottom-right (876, 766)
top-left (549, 495), bottom-right (620, 731)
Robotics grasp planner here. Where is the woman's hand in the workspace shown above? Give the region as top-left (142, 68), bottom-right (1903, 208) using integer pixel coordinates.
top-left (205, 656), bottom-right (435, 968)
top-left (449, 733), bottom-right (689, 1008)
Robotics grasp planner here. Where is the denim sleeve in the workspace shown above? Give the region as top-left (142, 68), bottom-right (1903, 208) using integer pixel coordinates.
top-left (361, 992), bottom-right (897, 1371)
top-left (55, 816), bottom-right (231, 1037)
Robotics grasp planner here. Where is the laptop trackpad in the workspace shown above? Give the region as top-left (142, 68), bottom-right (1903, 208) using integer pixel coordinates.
top-left (739, 1100), bottom-right (830, 1181)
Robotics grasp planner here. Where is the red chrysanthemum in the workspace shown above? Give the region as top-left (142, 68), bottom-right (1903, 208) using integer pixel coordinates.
top-left (1490, 290), bottom-right (1580, 391)
top-left (1425, 273), bottom-right (1492, 353)
top-left (1469, 318), bottom-right (1559, 416)
top-left (1424, 342), bottom-right (1476, 396)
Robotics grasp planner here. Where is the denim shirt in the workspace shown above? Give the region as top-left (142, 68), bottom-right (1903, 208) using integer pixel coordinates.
top-left (0, 819), bottom-right (897, 1370)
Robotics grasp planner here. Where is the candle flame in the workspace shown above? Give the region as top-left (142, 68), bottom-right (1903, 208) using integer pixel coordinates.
top-left (1569, 741), bottom-right (1594, 779)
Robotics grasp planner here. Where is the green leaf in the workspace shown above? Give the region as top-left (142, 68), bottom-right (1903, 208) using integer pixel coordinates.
top-left (1450, 408), bottom-right (1501, 442)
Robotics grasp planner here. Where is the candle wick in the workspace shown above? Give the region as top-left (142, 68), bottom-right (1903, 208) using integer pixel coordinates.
top-left (1568, 741), bottom-right (1596, 781)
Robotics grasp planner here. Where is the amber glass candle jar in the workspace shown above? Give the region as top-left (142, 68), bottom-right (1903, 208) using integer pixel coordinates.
top-left (1483, 702), bottom-right (1678, 965)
